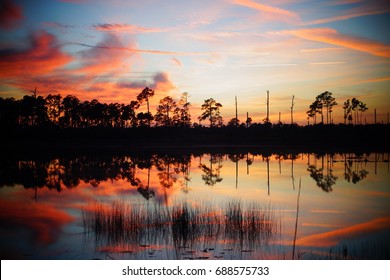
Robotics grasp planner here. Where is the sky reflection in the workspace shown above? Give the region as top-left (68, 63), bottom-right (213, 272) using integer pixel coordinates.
top-left (0, 152), bottom-right (389, 259)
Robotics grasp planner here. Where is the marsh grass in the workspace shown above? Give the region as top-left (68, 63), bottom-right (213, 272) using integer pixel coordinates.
top-left (302, 241), bottom-right (390, 260)
top-left (83, 200), bottom-right (279, 251)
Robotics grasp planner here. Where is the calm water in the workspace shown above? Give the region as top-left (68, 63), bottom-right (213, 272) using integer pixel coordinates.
top-left (1, 151), bottom-right (389, 260)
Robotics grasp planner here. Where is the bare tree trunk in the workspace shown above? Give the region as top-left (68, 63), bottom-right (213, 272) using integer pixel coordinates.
top-left (292, 178), bottom-right (301, 260)
top-left (235, 96), bottom-right (238, 127)
top-left (266, 90), bottom-right (270, 123)
top-left (291, 95), bottom-right (295, 124)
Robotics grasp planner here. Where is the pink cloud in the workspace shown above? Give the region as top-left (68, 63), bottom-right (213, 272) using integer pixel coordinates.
top-left (0, 30), bottom-right (177, 103)
top-left (232, 0), bottom-right (300, 22)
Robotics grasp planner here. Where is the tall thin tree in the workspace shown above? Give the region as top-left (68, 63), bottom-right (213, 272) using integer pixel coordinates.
top-left (291, 95), bottom-right (295, 124)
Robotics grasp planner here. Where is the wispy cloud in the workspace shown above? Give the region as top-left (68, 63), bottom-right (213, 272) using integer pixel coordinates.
top-left (72, 42), bottom-right (204, 56)
top-left (309, 61), bottom-right (346, 65)
top-left (303, 0), bottom-right (390, 26)
top-left (326, 0), bottom-right (362, 5)
top-left (248, 63), bottom-right (298, 67)
top-left (302, 10), bottom-right (389, 26)
top-left (300, 47), bottom-right (344, 53)
top-left (171, 57), bottom-right (182, 67)
top-left (42, 22), bottom-right (75, 29)
top-left (351, 76), bottom-right (390, 85)
top-left (231, 0), bottom-right (300, 22)
top-left (93, 23), bottom-right (168, 33)
top-left (288, 28), bottom-right (390, 58)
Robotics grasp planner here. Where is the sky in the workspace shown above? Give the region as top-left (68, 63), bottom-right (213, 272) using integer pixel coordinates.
top-left (0, 0), bottom-right (389, 124)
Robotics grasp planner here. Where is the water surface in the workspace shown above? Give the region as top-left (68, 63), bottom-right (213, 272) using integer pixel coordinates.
top-left (1, 151), bottom-right (389, 259)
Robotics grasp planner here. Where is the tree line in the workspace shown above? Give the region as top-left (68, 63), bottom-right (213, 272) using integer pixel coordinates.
top-left (0, 87), bottom-right (377, 129)
top-left (306, 91), bottom-right (369, 125)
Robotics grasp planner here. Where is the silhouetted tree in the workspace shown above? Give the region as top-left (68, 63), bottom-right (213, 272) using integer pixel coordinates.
top-left (137, 87), bottom-right (155, 127)
top-left (245, 112), bottom-right (252, 128)
top-left (308, 91), bottom-right (336, 124)
top-left (263, 90), bottom-right (270, 124)
top-left (173, 92), bottom-right (191, 127)
top-left (61, 95), bottom-right (80, 128)
top-left (198, 98), bottom-right (223, 127)
top-left (343, 99), bottom-right (351, 125)
top-left (306, 99), bottom-right (321, 124)
top-left (18, 93), bottom-right (47, 127)
top-left (0, 97), bottom-right (19, 128)
top-left (155, 96), bottom-right (177, 127)
top-left (358, 102), bottom-right (368, 124)
top-left (122, 101), bottom-right (138, 128)
top-left (137, 112), bottom-right (153, 127)
top-left (321, 91), bottom-right (337, 124)
top-left (291, 95), bottom-right (295, 124)
top-left (227, 118), bottom-right (240, 127)
top-left (343, 98), bottom-right (368, 125)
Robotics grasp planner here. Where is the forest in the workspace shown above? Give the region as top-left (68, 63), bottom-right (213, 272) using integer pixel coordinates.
top-left (1, 87), bottom-right (389, 151)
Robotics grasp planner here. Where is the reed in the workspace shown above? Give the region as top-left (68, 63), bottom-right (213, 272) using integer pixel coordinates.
top-left (82, 199), bottom-right (279, 250)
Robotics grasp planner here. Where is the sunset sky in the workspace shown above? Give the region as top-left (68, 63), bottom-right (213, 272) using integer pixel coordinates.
top-left (0, 0), bottom-right (389, 124)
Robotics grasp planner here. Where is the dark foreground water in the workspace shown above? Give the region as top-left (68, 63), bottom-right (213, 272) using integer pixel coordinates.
top-left (1, 151), bottom-right (389, 259)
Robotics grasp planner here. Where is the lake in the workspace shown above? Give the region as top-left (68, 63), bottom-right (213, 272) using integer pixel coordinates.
top-left (1, 151), bottom-right (389, 260)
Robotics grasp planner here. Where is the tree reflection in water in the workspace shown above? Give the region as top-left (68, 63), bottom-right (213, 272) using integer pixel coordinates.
top-left (199, 153), bottom-right (223, 186)
top-left (0, 152), bottom-right (383, 199)
top-left (307, 154), bottom-right (338, 192)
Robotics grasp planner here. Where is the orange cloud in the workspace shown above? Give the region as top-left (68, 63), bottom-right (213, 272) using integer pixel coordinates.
top-left (0, 30), bottom-right (72, 78)
top-left (0, 198), bottom-right (74, 246)
top-left (296, 216), bottom-right (390, 247)
top-left (288, 28), bottom-right (390, 58)
top-left (232, 0), bottom-right (300, 22)
top-left (0, 30), bottom-right (177, 104)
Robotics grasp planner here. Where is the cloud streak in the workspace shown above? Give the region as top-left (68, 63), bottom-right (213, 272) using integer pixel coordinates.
top-left (303, 0), bottom-right (390, 26)
top-left (288, 28), bottom-right (390, 58)
top-left (72, 42), bottom-right (204, 56)
top-left (93, 23), bottom-right (168, 33)
top-left (231, 0), bottom-right (300, 22)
